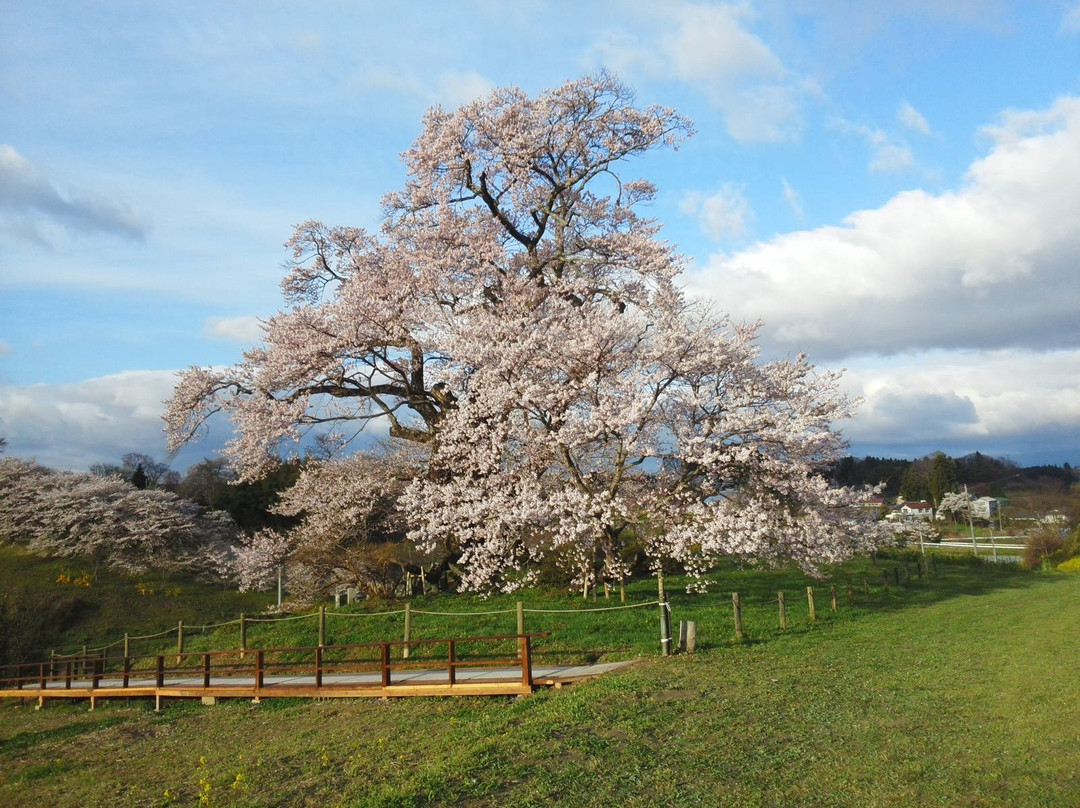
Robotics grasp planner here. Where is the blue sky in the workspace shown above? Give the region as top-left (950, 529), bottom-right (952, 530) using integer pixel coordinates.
top-left (2, 0), bottom-right (1079, 472)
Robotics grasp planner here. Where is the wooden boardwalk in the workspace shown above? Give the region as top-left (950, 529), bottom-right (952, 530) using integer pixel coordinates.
top-left (0, 634), bottom-right (634, 707)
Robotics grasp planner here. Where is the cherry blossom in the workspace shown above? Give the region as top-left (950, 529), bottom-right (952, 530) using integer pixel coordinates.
top-left (166, 73), bottom-right (882, 594)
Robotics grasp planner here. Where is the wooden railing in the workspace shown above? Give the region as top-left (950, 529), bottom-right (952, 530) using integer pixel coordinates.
top-left (0, 633), bottom-right (545, 697)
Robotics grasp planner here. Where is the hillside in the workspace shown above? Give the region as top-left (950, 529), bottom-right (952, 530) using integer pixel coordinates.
top-left (2, 560), bottom-right (1078, 807)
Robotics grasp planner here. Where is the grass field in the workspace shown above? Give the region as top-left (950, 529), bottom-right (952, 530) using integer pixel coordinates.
top-left (2, 556), bottom-right (1078, 807)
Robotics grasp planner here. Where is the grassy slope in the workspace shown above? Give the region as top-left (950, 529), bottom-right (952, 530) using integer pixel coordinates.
top-left (2, 563), bottom-right (1078, 807)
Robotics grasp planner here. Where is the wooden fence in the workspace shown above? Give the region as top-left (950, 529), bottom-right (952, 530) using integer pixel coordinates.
top-left (0, 633), bottom-right (545, 706)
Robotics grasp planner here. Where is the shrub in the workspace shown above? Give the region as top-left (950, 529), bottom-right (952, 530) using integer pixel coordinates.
top-left (1023, 526), bottom-right (1065, 570)
top-left (1056, 556), bottom-right (1080, 572)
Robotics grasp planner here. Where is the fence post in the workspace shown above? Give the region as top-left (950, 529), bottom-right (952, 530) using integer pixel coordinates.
top-left (176, 621), bottom-right (184, 666)
top-left (123, 633), bottom-right (130, 660)
top-left (882, 570), bottom-right (890, 595)
top-left (904, 563), bottom-right (911, 586)
top-left (122, 655), bottom-right (130, 688)
top-left (807, 587), bottom-right (817, 622)
top-left (403, 603), bottom-right (412, 660)
top-left (863, 578), bottom-right (871, 601)
top-left (447, 641), bottom-right (456, 686)
top-left (155, 655), bottom-right (164, 688)
top-left (255, 650), bottom-right (264, 690)
top-left (319, 606), bottom-right (326, 648)
top-left (240, 613), bottom-right (247, 658)
top-left (732, 592), bottom-right (744, 641)
top-left (658, 575), bottom-right (672, 657)
top-left (847, 580), bottom-right (855, 606)
top-left (203, 653), bottom-right (211, 688)
top-left (778, 591), bottom-right (787, 630)
top-left (830, 585), bottom-right (838, 613)
top-left (381, 644), bottom-right (391, 687)
top-left (893, 567), bottom-right (900, 586)
top-left (315, 646), bottom-right (323, 688)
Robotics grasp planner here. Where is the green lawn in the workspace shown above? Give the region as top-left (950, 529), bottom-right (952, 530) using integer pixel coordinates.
top-left (2, 559), bottom-right (1077, 807)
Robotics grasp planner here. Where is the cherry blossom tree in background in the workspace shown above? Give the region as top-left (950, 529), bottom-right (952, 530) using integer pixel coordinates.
top-left (166, 73), bottom-right (882, 596)
top-left (0, 457), bottom-right (238, 581)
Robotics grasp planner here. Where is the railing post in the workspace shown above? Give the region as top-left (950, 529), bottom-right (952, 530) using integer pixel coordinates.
top-left (403, 603), bottom-right (412, 660)
top-left (380, 644), bottom-right (391, 687)
top-left (155, 655), bottom-right (165, 688)
top-left (447, 640), bottom-right (456, 685)
top-left (65, 660), bottom-right (72, 690)
top-left (123, 633), bottom-right (130, 660)
top-left (315, 646), bottom-right (323, 688)
top-left (830, 585), bottom-right (838, 613)
top-left (176, 621), bottom-right (184, 666)
top-left (732, 592), bottom-right (744, 641)
top-left (240, 613), bottom-right (247, 659)
top-left (255, 650), bottom-right (264, 690)
top-left (516, 602), bottom-right (525, 659)
top-left (92, 658), bottom-right (102, 690)
top-left (778, 591), bottom-right (787, 631)
top-left (807, 586), bottom-right (817, 622)
top-left (203, 653), bottom-right (212, 688)
top-left (520, 635), bottom-right (533, 688)
top-left (39, 662), bottom-right (47, 690)
top-left (318, 606), bottom-right (326, 648)
top-left (122, 656), bottom-right (130, 688)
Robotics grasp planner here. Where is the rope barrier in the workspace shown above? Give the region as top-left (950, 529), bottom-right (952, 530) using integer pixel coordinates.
top-left (245, 612), bottom-right (316, 623)
top-left (331, 609), bottom-right (407, 618)
top-left (410, 608), bottom-right (517, 617)
top-left (523, 600), bottom-right (661, 614)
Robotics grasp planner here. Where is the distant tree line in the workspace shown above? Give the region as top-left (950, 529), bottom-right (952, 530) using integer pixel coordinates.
top-left (828, 451), bottom-right (1077, 503)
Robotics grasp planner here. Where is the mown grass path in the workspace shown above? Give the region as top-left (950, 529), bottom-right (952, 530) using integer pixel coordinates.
top-left (2, 566), bottom-right (1078, 807)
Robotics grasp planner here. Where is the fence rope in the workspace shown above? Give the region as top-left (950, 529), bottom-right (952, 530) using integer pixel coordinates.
top-left (331, 609), bottom-right (407, 617)
top-left (245, 612), bottom-right (316, 623)
top-left (410, 608), bottom-right (517, 617)
top-left (523, 600), bottom-right (661, 613)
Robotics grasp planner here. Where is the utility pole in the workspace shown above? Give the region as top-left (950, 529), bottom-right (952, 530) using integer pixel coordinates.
top-left (965, 484), bottom-right (977, 556)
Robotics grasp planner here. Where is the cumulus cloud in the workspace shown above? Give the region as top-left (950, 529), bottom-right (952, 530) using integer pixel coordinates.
top-left (0, 145), bottom-right (148, 242)
top-left (203, 315), bottom-right (265, 343)
top-left (680, 184), bottom-right (753, 242)
top-left (687, 96), bottom-right (1080, 360)
top-left (0, 371), bottom-right (182, 471)
top-left (589, 2), bottom-right (816, 142)
top-left (838, 349), bottom-right (1080, 463)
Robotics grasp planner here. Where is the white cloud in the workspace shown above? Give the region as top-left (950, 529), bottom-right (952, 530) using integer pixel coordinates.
top-left (0, 145), bottom-right (148, 242)
top-left (781, 178), bottom-right (805, 221)
top-left (433, 71), bottom-right (496, 108)
top-left (1062, 2), bottom-right (1080, 35)
top-left (0, 371), bottom-right (178, 471)
top-left (838, 349), bottom-right (1080, 463)
top-left (832, 118), bottom-right (915, 173)
top-left (0, 370), bottom-right (237, 472)
top-left (589, 2), bottom-right (816, 142)
top-left (898, 101), bottom-right (931, 135)
top-left (688, 96), bottom-right (1080, 360)
top-left (203, 315), bottom-right (265, 343)
top-left (681, 184), bottom-right (753, 242)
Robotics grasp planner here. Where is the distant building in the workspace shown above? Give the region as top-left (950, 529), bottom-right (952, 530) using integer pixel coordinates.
top-left (887, 501), bottom-right (935, 522)
top-left (970, 496), bottom-right (999, 520)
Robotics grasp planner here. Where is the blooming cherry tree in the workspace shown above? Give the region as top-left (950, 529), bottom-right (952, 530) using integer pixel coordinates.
top-left (166, 73), bottom-right (880, 594)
